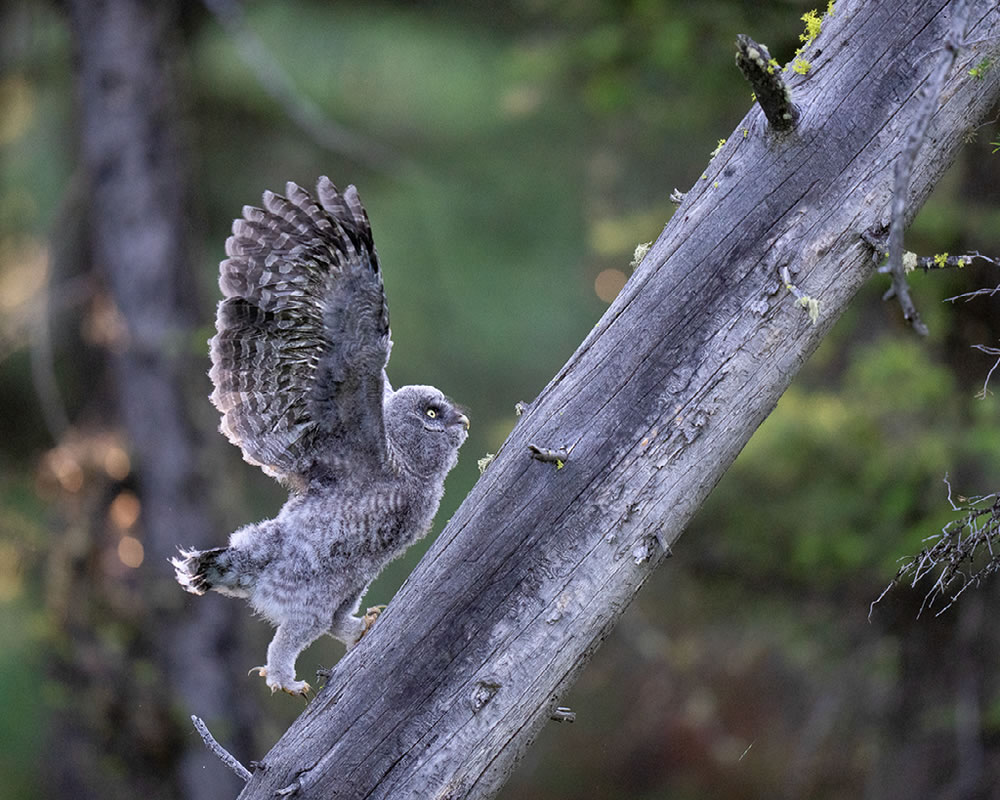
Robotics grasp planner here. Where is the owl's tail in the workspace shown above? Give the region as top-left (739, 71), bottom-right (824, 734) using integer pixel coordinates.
top-left (171, 546), bottom-right (250, 598)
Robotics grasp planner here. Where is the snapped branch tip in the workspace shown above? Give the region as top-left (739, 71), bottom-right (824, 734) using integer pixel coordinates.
top-left (735, 34), bottom-right (799, 132)
top-left (191, 715), bottom-right (252, 783)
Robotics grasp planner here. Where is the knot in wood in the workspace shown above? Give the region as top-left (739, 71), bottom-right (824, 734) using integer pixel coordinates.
top-left (470, 678), bottom-right (502, 711)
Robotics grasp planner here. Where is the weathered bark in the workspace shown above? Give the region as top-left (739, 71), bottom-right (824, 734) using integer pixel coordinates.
top-left (239, 1), bottom-right (1000, 797)
top-left (65, 1), bottom-right (246, 797)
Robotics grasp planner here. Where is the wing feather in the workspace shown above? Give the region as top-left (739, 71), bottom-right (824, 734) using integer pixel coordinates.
top-left (209, 178), bottom-right (391, 484)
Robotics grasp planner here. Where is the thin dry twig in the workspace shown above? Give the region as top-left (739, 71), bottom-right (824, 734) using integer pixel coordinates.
top-left (971, 344), bottom-right (1000, 398)
top-left (871, 476), bottom-right (1000, 619)
top-left (191, 715), bottom-right (252, 783)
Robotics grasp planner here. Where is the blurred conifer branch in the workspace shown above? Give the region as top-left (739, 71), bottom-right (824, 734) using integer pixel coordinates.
top-left (201, 0), bottom-right (408, 173)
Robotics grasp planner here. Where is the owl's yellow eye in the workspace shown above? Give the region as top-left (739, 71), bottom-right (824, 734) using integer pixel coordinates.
top-left (425, 408), bottom-right (438, 419)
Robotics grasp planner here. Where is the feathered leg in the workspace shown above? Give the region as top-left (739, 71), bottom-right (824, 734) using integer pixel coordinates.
top-left (330, 593), bottom-right (384, 649)
top-left (250, 618), bottom-right (326, 696)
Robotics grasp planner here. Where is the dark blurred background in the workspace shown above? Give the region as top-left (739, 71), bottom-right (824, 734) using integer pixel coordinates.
top-left (2, 1), bottom-right (1000, 798)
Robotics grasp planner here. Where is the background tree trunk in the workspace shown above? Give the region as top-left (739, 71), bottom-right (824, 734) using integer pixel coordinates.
top-left (238, 1), bottom-right (1000, 798)
top-left (62, 0), bottom-right (249, 797)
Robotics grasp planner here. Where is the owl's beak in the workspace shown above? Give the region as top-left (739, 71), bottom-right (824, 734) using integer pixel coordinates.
top-left (448, 407), bottom-right (470, 431)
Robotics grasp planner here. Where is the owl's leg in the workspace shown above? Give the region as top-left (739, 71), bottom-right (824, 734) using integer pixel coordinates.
top-left (251, 619), bottom-right (325, 696)
top-left (329, 593), bottom-right (366, 647)
top-left (329, 591), bottom-right (386, 649)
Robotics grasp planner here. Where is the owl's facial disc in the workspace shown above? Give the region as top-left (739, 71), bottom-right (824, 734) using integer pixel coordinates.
top-left (421, 400), bottom-right (469, 433)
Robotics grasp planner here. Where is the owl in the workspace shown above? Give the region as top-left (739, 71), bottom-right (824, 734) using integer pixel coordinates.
top-left (172, 178), bottom-right (469, 695)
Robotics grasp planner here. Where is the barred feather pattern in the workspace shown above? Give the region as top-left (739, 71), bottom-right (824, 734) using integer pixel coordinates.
top-left (209, 178), bottom-right (391, 483)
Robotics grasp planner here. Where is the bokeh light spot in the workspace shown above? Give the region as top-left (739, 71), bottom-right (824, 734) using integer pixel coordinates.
top-left (109, 491), bottom-right (141, 530)
top-left (103, 444), bottom-right (131, 480)
top-left (594, 268), bottom-right (627, 303)
top-left (118, 536), bottom-right (144, 568)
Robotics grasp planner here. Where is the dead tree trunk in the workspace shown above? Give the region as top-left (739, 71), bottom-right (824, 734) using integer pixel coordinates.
top-left (66, 1), bottom-right (247, 797)
top-left (240, 1), bottom-right (1000, 797)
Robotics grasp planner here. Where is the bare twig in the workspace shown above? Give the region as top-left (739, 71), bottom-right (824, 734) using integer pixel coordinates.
top-left (191, 715), bottom-right (252, 783)
top-left (971, 344), bottom-right (1000, 398)
top-left (200, 0), bottom-right (407, 173)
top-left (884, 0), bottom-right (973, 335)
top-left (871, 477), bottom-right (1000, 619)
top-left (947, 283), bottom-right (1000, 302)
top-left (879, 250), bottom-right (999, 277)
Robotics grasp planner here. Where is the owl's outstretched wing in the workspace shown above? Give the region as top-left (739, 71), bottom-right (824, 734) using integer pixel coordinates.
top-left (209, 177), bottom-right (391, 484)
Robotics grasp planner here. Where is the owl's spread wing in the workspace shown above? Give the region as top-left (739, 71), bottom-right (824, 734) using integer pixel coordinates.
top-left (209, 177), bottom-right (391, 483)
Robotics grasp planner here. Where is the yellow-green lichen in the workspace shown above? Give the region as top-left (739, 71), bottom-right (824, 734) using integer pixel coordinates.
top-left (630, 241), bottom-right (652, 270)
top-left (789, 4), bottom-right (833, 74)
top-left (969, 58), bottom-right (993, 80)
top-left (798, 295), bottom-right (820, 325)
top-left (800, 10), bottom-right (823, 44)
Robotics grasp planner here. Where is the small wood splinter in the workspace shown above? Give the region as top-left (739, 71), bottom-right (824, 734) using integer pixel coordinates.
top-left (528, 443), bottom-right (571, 468)
top-left (551, 706), bottom-right (577, 723)
top-left (735, 34), bottom-right (799, 132)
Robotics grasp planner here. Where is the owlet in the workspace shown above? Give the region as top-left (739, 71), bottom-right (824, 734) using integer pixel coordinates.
top-left (172, 178), bottom-right (468, 695)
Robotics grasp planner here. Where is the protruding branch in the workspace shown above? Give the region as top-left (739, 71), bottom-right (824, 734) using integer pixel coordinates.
top-left (735, 35), bottom-right (799, 132)
top-left (863, 229), bottom-right (928, 336)
top-left (191, 715), bottom-right (252, 784)
top-left (528, 443), bottom-right (571, 467)
top-left (884, 0), bottom-right (974, 335)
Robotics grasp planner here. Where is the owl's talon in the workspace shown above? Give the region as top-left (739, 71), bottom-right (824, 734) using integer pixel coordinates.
top-left (249, 665), bottom-right (310, 696)
top-left (361, 605), bottom-right (387, 636)
top-left (281, 680), bottom-right (311, 697)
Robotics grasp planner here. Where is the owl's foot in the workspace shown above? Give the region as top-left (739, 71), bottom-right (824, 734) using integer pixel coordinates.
top-left (361, 605), bottom-right (387, 638)
top-left (248, 665), bottom-right (311, 697)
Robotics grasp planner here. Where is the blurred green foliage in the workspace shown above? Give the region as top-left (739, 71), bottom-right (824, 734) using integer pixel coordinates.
top-left (1, 0), bottom-right (1000, 797)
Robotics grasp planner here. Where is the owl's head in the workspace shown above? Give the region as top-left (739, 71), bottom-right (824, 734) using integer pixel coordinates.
top-left (385, 385), bottom-right (469, 477)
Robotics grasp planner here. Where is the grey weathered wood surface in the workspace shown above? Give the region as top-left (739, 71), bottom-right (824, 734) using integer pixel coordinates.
top-left (239, 2), bottom-right (1000, 797)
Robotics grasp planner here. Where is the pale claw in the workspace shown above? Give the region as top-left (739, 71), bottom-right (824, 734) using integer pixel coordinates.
top-left (361, 605), bottom-right (387, 638)
top-left (248, 665), bottom-right (311, 697)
